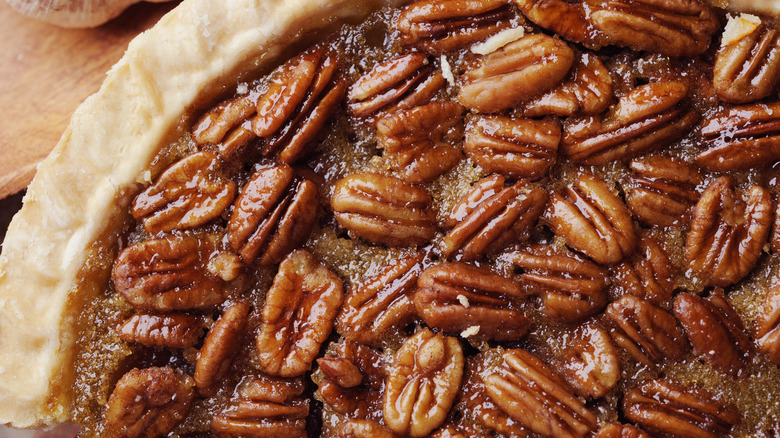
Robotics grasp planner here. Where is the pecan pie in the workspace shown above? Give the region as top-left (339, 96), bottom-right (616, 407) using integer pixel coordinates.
top-left (2, 0), bottom-right (780, 437)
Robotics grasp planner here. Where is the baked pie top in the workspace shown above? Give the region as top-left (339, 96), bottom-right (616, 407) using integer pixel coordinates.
top-left (2, 0), bottom-right (780, 436)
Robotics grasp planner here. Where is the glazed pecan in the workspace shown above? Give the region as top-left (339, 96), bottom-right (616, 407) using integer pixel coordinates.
top-left (131, 152), bottom-right (237, 234)
top-left (331, 173), bottom-right (437, 247)
top-left (464, 115), bottom-right (561, 179)
top-left (384, 329), bottom-right (464, 437)
top-left (523, 52), bottom-right (613, 117)
top-left (226, 164), bottom-right (318, 267)
top-left (194, 302), bottom-right (250, 395)
top-left (336, 253), bottom-right (422, 346)
top-left (514, 0), bottom-right (719, 57)
top-left (612, 232), bottom-right (675, 305)
top-left (414, 262), bottom-right (529, 341)
top-left (256, 250), bottom-right (343, 377)
top-left (604, 295), bottom-right (689, 369)
top-left (623, 379), bottom-right (741, 438)
top-left (756, 285), bottom-right (780, 364)
top-left (251, 46), bottom-right (346, 163)
top-left (442, 176), bottom-right (546, 261)
top-left (510, 244), bottom-right (608, 322)
top-left (714, 20), bottom-right (780, 103)
top-left (624, 156), bottom-right (703, 227)
top-left (117, 313), bottom-right (203, 349)
top-left (559, 324), bottom-right (620, 400)
top-left (562, 81), bottom-right (698, 164)
top-left (543, 172), bottom-right (636, 265)
top-left (212, 375), bottom-right (308, 437)
top-left (484, 348), bottom-right (598, 438)
top-left (192, 90), bottom-right (258, 159)
top-left (376, 101), bottom-right (464, 183)
top-left (397, 0), bottom-right (516, 54)
top-left (112, 235), bottom-right (233, 311)
top-left (596, 423), bottom-right (650, 438)
top-left (105, 367), bottom-right (194, 438)
top-left (317, 340), bottom-right (386, 417)
top-left (348, 52), bottom-right (444, 118)
top-left (674, 290), bottom-right (752, 377)
top-left (458, 33), bottom-right (575, 113)
top-left (696, 102), bottom-right (780, 171)
top-left (338, 420), bottom-right (395, 438)
top-left (685, 177), bottom-right (772, 288)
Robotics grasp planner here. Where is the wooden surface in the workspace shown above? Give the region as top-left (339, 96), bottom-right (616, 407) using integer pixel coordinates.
top-left (0, 0), bottom-right (180, 200)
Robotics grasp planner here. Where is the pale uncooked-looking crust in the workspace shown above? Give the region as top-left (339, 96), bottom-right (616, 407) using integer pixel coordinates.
top-left (0, 0), bottom-right (394, 428)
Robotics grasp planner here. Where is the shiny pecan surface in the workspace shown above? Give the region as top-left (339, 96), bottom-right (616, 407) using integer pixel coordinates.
top-left (596, 423), bottom-right (650, 438)
top-left (484, 348), bottom-right (598, 438)
top-left (338, 419), bottom-right (395, 438)
top-left (192, 91), bottom-right (258, 160)
top-left (414, 262), bottom-right (529, 341)
top-left (674, 290), bottom-right (752, 377)
top-left (714, 21), bottom-right (780, 104)
top-left (511, 244), bottom-right (608, 322)
top-left (331, 173), bottom-right (436, 247)
top-left (226, 164), bottom-right (318, 267)
top-left (105, 367), bottom-right (195, 438)
top-left (117, 313), bottom-right (203, 349)
top-left (685, 177), bottom-right (772, 288)
top-left (624, 156), bottom-right (703, 227)
top-left (211, 375), bottom-right (308, 437)
top-left (562, 81), bottom-right (698, 164)
top-left (458, 33), bottom-right (575, 113)
top-left (376, 101), bottom-right (464, 183)
top-left (612, 232), bottom-right (675, 305)
top-left (317, 340), bottom-right (386, 417)
top-left (397, 0), bottom-right (516, 54)
top-left (622, 379), bottom-right (740, 438)
top-left (559, 324), bottom-right (620, 400)
top-left (442, 176), bottom-right (546, 261)
top-left (464, 115), bottom-right (560, 179)
top-left (132, 151), bottom-right (237, 234)
top-left (256, 250), bottom-right (343, 377)
top-left (348, 52), bottom-right (444, 119)
top-left (543, 172), bottom-right (636, 265)
top-left (757, 285), bottom-right (780, 364)
top-left (696, 102), bottom-right (780, 171)
top-left (194, 302), bottom-right (250, 395)
top-left (384, 329), bottom-right (464, 437)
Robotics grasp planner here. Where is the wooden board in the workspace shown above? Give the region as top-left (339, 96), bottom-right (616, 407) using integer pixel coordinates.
top-left (0, 0), bottom-right (179, 200)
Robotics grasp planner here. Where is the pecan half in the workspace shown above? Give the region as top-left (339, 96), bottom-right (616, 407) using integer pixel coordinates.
top-left (685, 177), bottom-right (773, 288)
top-left (348, 52), bottom-right (445, 119)
top-left (562, 81), bottom-right (698, 164)
top-left (212, 375), bottom-right (308, 437)
top-left (414, 262), bottom-right (529, 341)
top-left (331, 173), bottom-right (437, 247)
top-left (336, 253), bottom-right (423, 346)
top-left (624, 156), bottom-right (703, 227)
top-left (464, 115), bottom-right (560, 179)
top-left (543, 172), bottom-right (636, 265)
top-left (192, 90), bottom-right (258, 160)
top-left (510, 244), bottom-right (608, 322)
top-left (384, 329), bottom-right (464, 437)
top-left (523, 52), bottom-right (613, 117)
top-left (484, 348), bottom-right (598, 438)
top-left (226, 164), bottom-right (318, 267)
top-left (674, 290), bottom-right (752, 377)
top-left (131, 152), bottom-right (237, 234)
top-left (604, 295), bottom-right (690, 369)
top-left (112, 235), bottom-right (233, 311)
top-left (376, 101), bottom-right (464, 183)
top-left (756, 285), bottom-right (780, 364)
top-left (194, 302), bottom-right (250, 395)
top-left (256, 250), bottom-right (343, 377)
top-left (105, 367), bottom-right (194, 438)
top-left (714, 21), bottom-right (780, 103)
top-left (442, 176), bottom-right (547, 261)
top-left (117, 313), bottom-right (203, 349)
top-left (696, 102), bottom-right (780, 171)
top-left (338, 420), bottom-right (395, 438)
top-left (397, 0), bottom-right (516, 54)
top-left (559, 324), bottom-right (620, 400)
top-left (251, 46), bottom-right (346, 163)
top-left (458, 33), bottom-right (575, 113)
top-left (612, 232), bottom-right (675, 305)
top-left (596, 423), bottom-right (650, 438)
top-left (623, 379), bottom-right (741, 438)
top-left (317, 340), bottom-right (387, 417)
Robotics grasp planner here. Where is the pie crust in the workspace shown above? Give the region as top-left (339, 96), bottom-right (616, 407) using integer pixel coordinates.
top-left (0, 0), bottom-right (395, 428)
